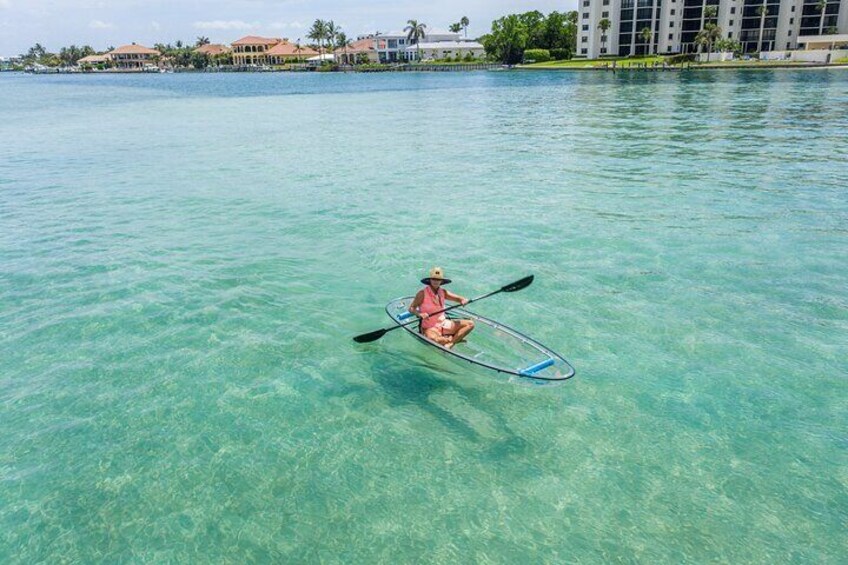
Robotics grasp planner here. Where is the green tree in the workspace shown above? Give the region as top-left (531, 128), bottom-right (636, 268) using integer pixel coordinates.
top-left (816, 0), bottom-right (827, 34)
top-left (405, 19), bottom-right (427, 62)
top-left (449, 23), bottom-right (462, 33)
top-left (640, 26), bottom-right (653, 55)
top-left (325, 21), bottom-right (340, 51)
top-left (695, 23), bottom-right (722, 61)
top-left (519, 11), bottom-right (547, 49)
top-left (195, 36), bottom-right (210, 47)
top-left (460, 16), bottom-right (470, 38)
top-left (484, 14), bottom-right (528, 64)
top-left (191, 52), bottom-right (210, 69)
top-left (598, 18), bottom-right (611, 56)
top-left (756, 4), bottom-right (768, 52)
top-left (309, 19), bottom-right (327, 58)
top-left (543, 11), bottom-right (577, 56)
top-left (703, 5), bottom-right (718, 22)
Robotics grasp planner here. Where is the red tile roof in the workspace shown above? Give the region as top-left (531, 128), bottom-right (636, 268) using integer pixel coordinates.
top-left (334, 38), bottom-right (376, 55)
top-left (110, 44), bottom-right (160, 55)
top-left (231, 36), bottom-right (282, 46)
top-left (194, 44), bottom-right (231, 55)
top-left (266, 42), bottom-right (319, 57)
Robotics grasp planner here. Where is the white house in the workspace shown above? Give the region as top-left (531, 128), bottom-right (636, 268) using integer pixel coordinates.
top-left (404, 41), bottom-right (485, 61)
top-left (374, 29), bottom-right (467, 62)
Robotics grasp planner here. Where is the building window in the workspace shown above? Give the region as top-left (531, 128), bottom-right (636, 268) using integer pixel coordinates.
top-left (789, 18), bottom-right (793, 24)
top-left (601, 47), bottom-right (607, 53)
top-left (670, 21), bottom-right (674, 27)
top-left (603, 0), bottom-right (609, 5)
top-left (583, 0), bottom-right (589, 6)
top-left (583, 24), bottom-right (589, 31)
top-left (728, 31), bottom-right (732, 38)
top-left (791, 5), bottom-right (795, 11)
top-left (729, 20), bottom-right (733, 25)
top-left (581, 48), bottom-right (588, 54)
top-left (671, 9), bottom-right (675, 15)
top-left (582, 36), bottom-right (588, 43)
top-left (669, 33), bottom-right (674, 40)
top-left (583, 12), bottom-right (589, 18)
top-left (788, 30), bottom-right (792, 36)
top-left (787, 42), bottom-right (791, 49)
top-left (603, 11), bottom-right (609, 17)
top-left (730, 7), bottom-right (735, 13)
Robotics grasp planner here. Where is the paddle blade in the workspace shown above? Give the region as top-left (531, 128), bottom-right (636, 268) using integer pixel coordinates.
top-left (353, 328), bottom-right (388, 343)
top-left (502, 275), bottom-right (534, 293)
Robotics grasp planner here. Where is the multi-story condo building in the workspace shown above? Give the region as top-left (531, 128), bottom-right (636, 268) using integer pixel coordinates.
top-left (579, 0), bottom-right (848, 57)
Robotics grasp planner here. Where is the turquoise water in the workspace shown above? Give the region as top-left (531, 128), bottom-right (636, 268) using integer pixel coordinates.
top-left (1, 69), bottom-right (846, 561)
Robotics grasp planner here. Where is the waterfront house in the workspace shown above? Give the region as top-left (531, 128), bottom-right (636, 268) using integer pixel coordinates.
top-left (266, 41), bottom-right (319, 64)
top-left (194, 44), bottom-right (231, 57)
top-left (578, 0), bottom-right (848, 57)
top-left (231, 36), bottom-right (282, 66)
top-left (109, 44), bottom-right (160, 70)
top-left (1, 56), bottom-right (23, 71)
top-left (404, 40), bottom-right (485, 61)
top-left (373, 29), bottom-right (462, 62)
top-left (77, 54), bottom-right (112, 68)
top-left (334, 38), bottom-right (379, 64)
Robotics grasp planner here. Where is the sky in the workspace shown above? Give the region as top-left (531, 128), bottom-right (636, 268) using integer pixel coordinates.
top-left (0, 0), bottom-right (578, 56)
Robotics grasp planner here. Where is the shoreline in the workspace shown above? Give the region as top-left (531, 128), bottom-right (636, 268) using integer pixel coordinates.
top-left (517, 61), bottom-right (848, 72)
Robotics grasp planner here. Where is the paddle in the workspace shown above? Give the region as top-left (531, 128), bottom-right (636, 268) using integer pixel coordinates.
top-left (352, 275), bottom-right (534, 343)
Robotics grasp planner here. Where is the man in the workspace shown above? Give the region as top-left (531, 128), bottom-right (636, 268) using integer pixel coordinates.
top-left (408, 267), bottom-right (475, 349)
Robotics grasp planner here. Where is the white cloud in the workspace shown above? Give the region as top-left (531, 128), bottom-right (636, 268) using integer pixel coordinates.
top-left (269, 21), bottom-right (305, 30)
top-left (89, 19), bottom-right (114, 29)
top-left (193, 20), bottom-right (257, 31)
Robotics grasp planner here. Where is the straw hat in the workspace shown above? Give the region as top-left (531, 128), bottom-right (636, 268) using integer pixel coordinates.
top-left (421, 266), bottom-right (452, 285)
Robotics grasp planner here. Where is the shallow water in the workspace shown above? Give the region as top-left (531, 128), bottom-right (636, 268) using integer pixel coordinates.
top-left (1, 69), bottom-right (846, 561)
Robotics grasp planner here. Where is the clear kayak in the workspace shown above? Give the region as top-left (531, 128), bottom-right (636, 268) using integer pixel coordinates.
top-left (385, 297), bottom-right (575, 381)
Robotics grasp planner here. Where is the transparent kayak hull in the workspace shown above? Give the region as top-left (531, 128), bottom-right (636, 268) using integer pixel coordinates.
top-left (385, 297), bottom-right (575, 381)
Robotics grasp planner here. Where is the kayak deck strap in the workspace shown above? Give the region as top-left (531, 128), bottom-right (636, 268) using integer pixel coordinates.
top-left (519, 358), bottom-right (555, 376)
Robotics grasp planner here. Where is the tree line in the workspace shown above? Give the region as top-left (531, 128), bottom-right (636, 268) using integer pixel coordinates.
top-left (480, 11), bottom-right (578, 65)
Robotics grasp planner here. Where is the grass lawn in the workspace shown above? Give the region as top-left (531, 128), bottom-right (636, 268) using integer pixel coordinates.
top-left (520, 55), bottom-right (669, 69)
top-left (697, 59), bottom-right (829, 67)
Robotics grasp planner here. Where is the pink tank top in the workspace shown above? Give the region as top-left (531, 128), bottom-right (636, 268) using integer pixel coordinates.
top-left (419, 286), bottom-right (446, 331)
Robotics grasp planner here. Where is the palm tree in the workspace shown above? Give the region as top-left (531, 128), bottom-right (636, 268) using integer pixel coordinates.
top-left (195, 36), bottom-right (210, 47)
top-left (308, 19), bottom-right (327, 58)
top-left (405, 20), bottom-right (427, 62)
top-left (696, 23), bottom-right (722, 61)
top-left (640, 27), bottom-right (653, 55)
top-left (460, 16), bottom-right (470, 38)
top-left (703, 5), bottom-right (718, 23)
top-left (756, 4), bottom-right (768, 52)
top-left (325, 20), bottom-right (339, 52)
top-left (598, 18), bottom-right (611, 55)
top-left (816, 0), bottom-right (828, 34)
top-left (449, 23), bottom-right (462, 33)
top-left (335, 32), bottom-right (350, 64)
